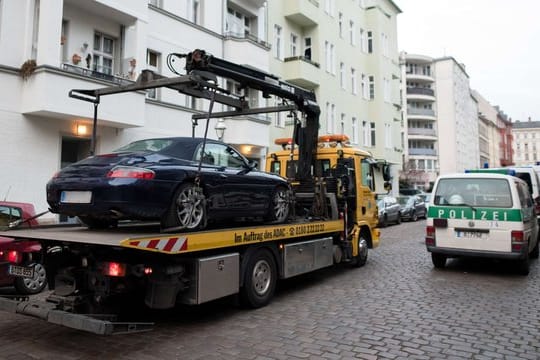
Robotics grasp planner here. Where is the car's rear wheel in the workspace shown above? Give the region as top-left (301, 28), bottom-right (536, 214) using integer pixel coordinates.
top-left (531, 237), bottom-right (539, 259)
top-left (265, 187), bottom-right (290, 223)
top-left (78, 216), bottom-right (118, 229)
top-left (14, 262), bottom-right (47, 295)
top-left (162, 183), bottom-right (206, 230)
top-left (411, 211), bottom-right (418, 222)
top-left (431, 253), bottom-right (447, 268)
top-left (516, 253), bottom-right (530, 275)
top-left (379, 215), bottom-right (387, 228)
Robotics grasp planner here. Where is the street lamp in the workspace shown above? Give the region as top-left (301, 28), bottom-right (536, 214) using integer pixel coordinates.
top-left (215, 118), bottom-right (226, 141)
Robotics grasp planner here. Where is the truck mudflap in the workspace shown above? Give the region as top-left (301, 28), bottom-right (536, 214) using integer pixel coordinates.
top-left (0, 296), bottom-right (153, 335)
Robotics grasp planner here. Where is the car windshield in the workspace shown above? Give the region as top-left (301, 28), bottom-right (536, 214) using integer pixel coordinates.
top-left (114, 139), bottom-right (174, 153)
top-left (434, 178), bottom-right (512, 207)
top-left (397, 196), bottom-right (411, 206)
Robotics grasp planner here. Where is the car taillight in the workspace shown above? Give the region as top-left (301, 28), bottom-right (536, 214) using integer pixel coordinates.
top-left (535, 197), bottom-right (540, 215)
top-left (426, 225), bottom-right (435, 246)
top-left (102, 262), bottom-right (126, 277)
top-left (511, 230), bottom-right (525, 252)
top-left (6, 250), bottom-right (22, 264)
top-left (107, 166), bottom-right (155, 180)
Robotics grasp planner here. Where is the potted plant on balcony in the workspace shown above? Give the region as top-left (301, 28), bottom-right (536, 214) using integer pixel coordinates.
top-left (72, 53), bottom-right (82, 65)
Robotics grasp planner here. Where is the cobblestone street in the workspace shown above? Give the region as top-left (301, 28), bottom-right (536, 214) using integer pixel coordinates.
top-left (1, 220), bottom-right (539, 359)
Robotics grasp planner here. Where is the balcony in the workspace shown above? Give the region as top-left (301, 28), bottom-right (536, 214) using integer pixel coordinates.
top-left (224, 33), bottom-right (270, 73)
top-left (408, 127), bottom-right (437, 137)
top-left (284, 0), bottom-right (320, 27)
top-left (20, 66), bottom-right (145, 128)
top-left (406, 87), bottom-right (435, 102)
top-left (407, 107), bottom-right (436, 120)
top-left (409, 148), bottom-right (437, 156)
top-left (405, 70), bottom-right (434, 83)
top-left (282, 56), bottom-right (320, 89)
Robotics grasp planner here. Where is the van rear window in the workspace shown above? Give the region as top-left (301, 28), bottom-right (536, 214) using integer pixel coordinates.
top-left (434, 178), bottom-right (512, 208)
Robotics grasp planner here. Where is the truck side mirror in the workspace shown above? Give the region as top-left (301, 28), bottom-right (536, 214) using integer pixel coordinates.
top-left (383, 164), bottom-right (391, 182)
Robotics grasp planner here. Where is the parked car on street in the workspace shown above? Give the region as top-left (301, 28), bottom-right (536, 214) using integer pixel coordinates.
top-left (397, 195), bottom-right (427, 222)
top-left (47, 137), bottom-right (292, 230)
top-left (0, 202), bottom-right (47, 294)
top-left (377, 196), bottom-right (401, 227)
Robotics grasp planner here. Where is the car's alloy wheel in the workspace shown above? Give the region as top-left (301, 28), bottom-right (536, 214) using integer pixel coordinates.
top-left (267, 187), bottom-right (290, 223)
top-left (15, 263), bottom-right (47, 295)
top-left (163, 183), bottom-right (206, 230)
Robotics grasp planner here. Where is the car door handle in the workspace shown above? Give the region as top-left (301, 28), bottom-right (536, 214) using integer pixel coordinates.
top-left (220, 174), bottom-right (227, 179)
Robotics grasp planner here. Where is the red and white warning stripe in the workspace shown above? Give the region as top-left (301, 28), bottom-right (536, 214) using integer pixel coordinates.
top-left (128, 236), bottom-right (188, 253)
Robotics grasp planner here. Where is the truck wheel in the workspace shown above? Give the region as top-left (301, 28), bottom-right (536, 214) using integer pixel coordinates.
top-left (517, 253), bottom-right (530, 275)
top-left (431, 253), bottom-right (447, 268)
top-left (240, 248), bottom-right (277, 308)
top-left (78, 216), bottom-right (118, 229)
top-left (162, 183), bottom-right (206, 230)
top-left (351, 235), bottom-right (369, 267)
top-left (14, 262), bottom-right (47, 295)
top-left (266, 187), bottom-right (290, 223)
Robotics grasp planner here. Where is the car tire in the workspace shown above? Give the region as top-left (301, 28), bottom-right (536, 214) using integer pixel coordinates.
top-left (162, 183), bottom-right (206, 231)
top-left (379, 215), bottom-right (387, 228)
top-left (531, 238), bottom-right (539, 259)
top-left (350, 233), bottom-right (369, 267)
top-left (431, 253), bottom-right (447, 269)
top-left (265, 186), bottom-right (290, 224)
top-left (396, 213), bottom-right (401, 225)
top-left (78, 216), bottom-right (118, 229)
top-left (240, 248), bottom-right (277, 308)
top-left (517, 253), bottom-right (530, 275)
top-left (14, 262), bottom-right (47, 295)
top-left (411, 211), bottom-right (418, 222)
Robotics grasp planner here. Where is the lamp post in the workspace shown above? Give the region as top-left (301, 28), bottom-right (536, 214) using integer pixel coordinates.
top-left (215, 118), bottom-right (226, 141)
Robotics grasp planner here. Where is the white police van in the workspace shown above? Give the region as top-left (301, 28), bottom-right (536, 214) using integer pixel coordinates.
top-left (426, 170), bottom-right (539, 275)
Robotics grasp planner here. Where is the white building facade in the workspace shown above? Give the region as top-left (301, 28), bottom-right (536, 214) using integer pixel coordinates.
top-left (267, 0), bottom-right (403, 195)
top-left (512, 120), bottom-right (540, 166)
top-left (0, 0), bottom-right (271, 222)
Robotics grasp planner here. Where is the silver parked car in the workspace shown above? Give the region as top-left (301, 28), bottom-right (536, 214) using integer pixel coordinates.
top-left (397, 195), bottom-right (427, 222)
top-left (377, 196), bottom-right (401, 227)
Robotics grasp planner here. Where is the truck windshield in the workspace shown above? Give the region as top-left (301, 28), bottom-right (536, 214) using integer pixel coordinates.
top-left (434, 178), bottom-right (512, 208)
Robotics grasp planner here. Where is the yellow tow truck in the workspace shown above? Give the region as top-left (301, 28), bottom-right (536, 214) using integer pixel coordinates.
top-left (0, 50), bottom-right (388, 335)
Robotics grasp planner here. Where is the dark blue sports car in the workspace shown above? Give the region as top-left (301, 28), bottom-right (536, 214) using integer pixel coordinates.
top-left (47, 137), bottom-right (291, 230)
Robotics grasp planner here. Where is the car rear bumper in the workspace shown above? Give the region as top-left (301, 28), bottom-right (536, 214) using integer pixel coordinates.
top-left (427, 246), bottom-right (527, 260)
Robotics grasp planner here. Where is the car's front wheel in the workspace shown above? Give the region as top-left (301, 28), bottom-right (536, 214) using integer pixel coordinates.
top-left (14, 262), bottom-right (47, 295)
top-left (162, 183), bottom-right (206, 231)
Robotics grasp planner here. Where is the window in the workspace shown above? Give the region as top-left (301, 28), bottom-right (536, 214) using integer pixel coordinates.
top-left (275, 99), bottom-right (285, 127)
top-left (338, 13), bottom-right (343, 38)
top-left (367, 31), bottom-right (373, 53)
top-left (360, 29), bottom-right (367, 52)
top-left (385, 123), bottom-right (392, 148)
top-left (362, 121), bottom-right (370, 146)
top-left (331, 104), bottom-right (336, 133)
top-left (340, 62), bottom-right (345, 89)
top-left (330, 43), bottom-right (335, 74)
top-left (324, 0), bottom-right (334, 16)
top-left (304, 37), bottom-right (312, 60)
top-left (31, 0), bottom-right (40, 59)
top-left (352, 117), bottom-right (358, 144)
top-left (196, 143), bottom-right (246, 169)
top-left (340, 113), bottom-right (346, 134)
top-left (349, 20), bottom-right (356, 45)
top-left (384, 77), bottom-right (391, 102)
top-left (227, 7), bottom-right (253, 37)
top-left (188, 0), bottom-right (200, 24)
top-left (93, 32), bottom-right (115, 75)
top-left (274, 25), bottom-right (282, 59)
top-left (351, 68), bottom-right (357, 94)
top-left (148, 0), bottom-right (162, 7)
top-left (381, 32), bottom-right (389, 57)
top-left (361, 74), bottom-right (368, 99)
top-left (146, 50), bottom-right (160, 99)
top-left (369, 75), bottom-right (375, 100)
top-left (290, 33), bottom-right (298, 57)
top-left (370, 122), bottom-right (376, 146)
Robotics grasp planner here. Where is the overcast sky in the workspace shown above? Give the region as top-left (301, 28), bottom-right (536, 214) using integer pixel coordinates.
top-left (395, 0), bottom-right (540, 122)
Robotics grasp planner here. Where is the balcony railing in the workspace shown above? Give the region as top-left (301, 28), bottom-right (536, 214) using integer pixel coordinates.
top-left (62, 63), bottom-right (134, 85)
top-left (406, 87), bottom-right (435, 96)
top-left (223, 31), bottom-right (270, 49)
top-left (408, 128), bottom-right (437, 136)
top-left (409, 148), bottom-right (437, 156)
top-left (284, 55), bottom-right (320, 68)
top-left (407, 108), bottom-right (435, 117)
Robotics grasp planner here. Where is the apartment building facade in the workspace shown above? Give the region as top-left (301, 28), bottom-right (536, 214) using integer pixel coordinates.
top-left (512, 120), bottom-right (540, 166)
top-left (401, 54), bottom-right (480, 190)
top-left (471, 89), bottom-right (500, 168)
top-left (267, 0), bottom-right (403, 194)
top-left (0, 0), bottom-right (274, 221)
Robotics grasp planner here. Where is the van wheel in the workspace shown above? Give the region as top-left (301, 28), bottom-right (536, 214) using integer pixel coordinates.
top-left (240, 248), bottom-right (277, 308)
top-left (531, 239), bottom-right (539, 259)
top-left (431, 253), bottom-right (447, 268)
top-left (517, 254), bottom-right (530, 275)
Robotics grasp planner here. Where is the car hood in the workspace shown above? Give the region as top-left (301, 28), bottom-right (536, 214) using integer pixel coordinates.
top-left (53, 152), bottom-right (194, 178)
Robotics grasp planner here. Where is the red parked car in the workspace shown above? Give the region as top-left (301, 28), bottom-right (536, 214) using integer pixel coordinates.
top-left (0, 201), bottom-right (47, 294)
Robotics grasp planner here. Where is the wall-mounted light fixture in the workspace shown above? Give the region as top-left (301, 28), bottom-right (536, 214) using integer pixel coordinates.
top-left (76, 123), bottom-right (88, 136)
top-left (81, 42), bottom-right (88, 52)
top-left (214, 118), bottom-right (226, 140)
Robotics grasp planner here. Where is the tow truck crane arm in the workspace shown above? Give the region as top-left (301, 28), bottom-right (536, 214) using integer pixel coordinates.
top-left (69, 49), bottom-right (320, 181)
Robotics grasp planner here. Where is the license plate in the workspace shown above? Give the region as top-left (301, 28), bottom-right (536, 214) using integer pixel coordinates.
top-left (8, 265), bottom-right (34, 278)
top-left (456, 230), bottom-right (487, 239)
top-left (61, 191), bottom-right (92, 203)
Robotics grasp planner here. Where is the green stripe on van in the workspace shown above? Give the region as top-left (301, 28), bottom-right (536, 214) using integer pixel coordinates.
top-left (428, 206), bottom-right (522, 222)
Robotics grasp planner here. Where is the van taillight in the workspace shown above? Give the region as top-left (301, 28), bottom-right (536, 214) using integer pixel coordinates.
top-left (511, 230), bottom-right (525, 252)
top-left (425, 226), bottom-right (435, 246)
